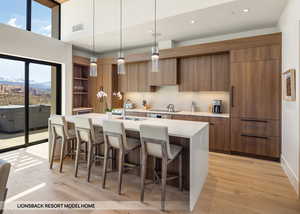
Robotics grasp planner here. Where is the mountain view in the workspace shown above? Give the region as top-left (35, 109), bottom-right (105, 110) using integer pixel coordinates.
top-left (0, 77), bottom-right (51, 89)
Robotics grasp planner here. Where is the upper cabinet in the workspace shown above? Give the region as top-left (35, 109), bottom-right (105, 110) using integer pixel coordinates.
top-left (179, 55), bottom-right (211, 91)
top-left (118, 61), bottom-right (154, 92)
top-left (178, 53), bottom-right (229, 92)
top-left (230, 45), bottom-right (281, 63)
top-left (148, 58), bottom-right (177, 86)
top-left (230, 45), bottom-right (281, 120)
top-left (211, 53), bottom-right (230, 91)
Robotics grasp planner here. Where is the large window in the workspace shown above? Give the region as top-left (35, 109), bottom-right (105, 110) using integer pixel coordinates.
top-left (32, 1), bottom-right (52, 37)
top-left (0, 0), bottom-right (60, 39)
top-left (0, 0), bottom-right (27, 30)
top-left (0, 54), bottom-right (61, 152)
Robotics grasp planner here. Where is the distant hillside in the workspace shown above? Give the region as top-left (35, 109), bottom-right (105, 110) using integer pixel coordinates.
top-left (0, 78), bottom-right (51, 89)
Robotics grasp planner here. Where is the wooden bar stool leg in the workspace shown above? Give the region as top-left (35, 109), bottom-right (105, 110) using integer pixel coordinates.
top-left (179, 152), bottom-right (183, 191)
top-left (87, 142), bottom-right (93, 182)
top-left (74, 140), bottom-right (81, 177)
top-left (153, 157), bottom-right (157, 183)
top-left (118, 150), bottom-right (125, 195)
top-left (102, 145), bottom-right (109, 189)
top-left (59, 140), bottom-right (66, 173)
top-left (140, 151), bottom-right (147, 202)
top-left (161, 158), bottom-right (168, 211)
top-left (49, 137), bottom-right (57, 169)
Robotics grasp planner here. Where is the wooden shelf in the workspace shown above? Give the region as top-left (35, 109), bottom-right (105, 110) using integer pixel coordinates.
top-left (74, 77), bottom-right (89, 81)
top-left (73, 92), bottom-right (88, 95)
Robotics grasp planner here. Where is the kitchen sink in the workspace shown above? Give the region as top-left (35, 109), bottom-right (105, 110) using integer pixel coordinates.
top-left (117, 117), bottom-right (147, 121)
top-left (149, 109), bottom-right (180, 113)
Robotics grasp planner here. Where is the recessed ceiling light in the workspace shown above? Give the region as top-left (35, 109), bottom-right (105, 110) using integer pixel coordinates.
top-left (242, 8), bottom-right (249, 13)
top-left (190, 20), bottom-right (196, 24)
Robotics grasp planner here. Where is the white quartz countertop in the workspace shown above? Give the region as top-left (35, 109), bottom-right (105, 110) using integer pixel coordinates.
top-left (66, 113), bottom-right (209, 139)
top-left (118, 108), bottom-right (230, 118)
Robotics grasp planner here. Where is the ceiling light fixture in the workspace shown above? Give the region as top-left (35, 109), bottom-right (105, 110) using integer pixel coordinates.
top-left (242, 8), bottom-right (249, 13)
top-left (117, 0), bottom-right (126, 75)
top-left (89, 0), bottom-right (97, 77)
top-left (151, 0), bottom-right (159, 73)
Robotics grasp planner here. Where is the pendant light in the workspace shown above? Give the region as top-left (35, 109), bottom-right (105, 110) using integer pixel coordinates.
top-left (151, 0), bottom-right (159, 73)
top-left (117, 0), bottom-right (126, 75)
top-left (90, 0), bottom-right (97, 77)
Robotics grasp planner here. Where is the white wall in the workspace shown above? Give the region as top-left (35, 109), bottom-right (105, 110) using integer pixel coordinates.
top-left (0, 24), bottom-right (73, 115)
top-left (125, 86), bottom-right (229, 113)
top-left (278, 0), bottom-right (300, 196)
top-left (99, 27), bottom-right (280, 57)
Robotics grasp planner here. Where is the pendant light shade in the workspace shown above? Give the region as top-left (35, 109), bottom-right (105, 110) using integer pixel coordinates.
top-left (90, 0), bottom-right (97, 77)
top-left (151, 47), bottom-right (159, 73)
top-left (90, 57), bottom-right (97, 77)
top-left (117, 0), bottom-right (126, 75)
top-left (151, 0), bottom-right (159, 73)
top-left (117, 52), bottom-right (126, 75)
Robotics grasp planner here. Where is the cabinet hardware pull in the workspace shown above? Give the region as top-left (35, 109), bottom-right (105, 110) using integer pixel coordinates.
top-left (241, 134), bottom-right (268, 139)
top-left (230, 86), bottom-right (234, 107)
top-left (241, 119), bottom-right (268, 123)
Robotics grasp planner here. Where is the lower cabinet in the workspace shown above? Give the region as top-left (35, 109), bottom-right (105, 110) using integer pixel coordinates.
top-left (209, 118), bottom-right (230, 152)
top-left (172, 115), bottom-right (230, 153)
top-left (230, 118), bottom-right (281, 158)
top-left (126, 111), bottom-right (147, 117)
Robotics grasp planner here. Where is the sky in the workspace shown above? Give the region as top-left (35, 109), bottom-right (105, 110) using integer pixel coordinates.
top-left (0, 0), bottom-right (52, 83)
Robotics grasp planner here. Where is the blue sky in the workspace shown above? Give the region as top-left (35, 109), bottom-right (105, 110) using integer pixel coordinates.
top-left (0, 0), bottom-right (52, 83)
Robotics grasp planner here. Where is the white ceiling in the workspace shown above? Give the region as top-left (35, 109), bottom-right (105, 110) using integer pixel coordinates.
top-left (61, 0), bottom-right (287, 53)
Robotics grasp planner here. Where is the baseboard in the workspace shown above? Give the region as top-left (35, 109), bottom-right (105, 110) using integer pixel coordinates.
top-left (281, 155), bottom-right (299, 196)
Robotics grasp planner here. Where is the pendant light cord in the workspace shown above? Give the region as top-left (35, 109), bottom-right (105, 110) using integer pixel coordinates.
top-left (154, 0), bottom-right (157, 49)
top-left (92, 0), bottom-right (95, 56)
top-left (120, 0), bottom-right (123, 55)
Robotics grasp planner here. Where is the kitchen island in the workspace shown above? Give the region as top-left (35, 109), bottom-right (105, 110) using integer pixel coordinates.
top-left (49, 113), bottom-right (209, 211)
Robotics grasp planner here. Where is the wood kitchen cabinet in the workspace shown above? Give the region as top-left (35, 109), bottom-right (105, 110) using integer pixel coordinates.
top-left (230, 118), bottom-right (280, 158)
top-left (173, 115), bottom-right (230, 153)
top-left (179, 53), bottom-right (230, 92)
top-left (148, 58), bottom-right (177, 86)
top-left (126, 63), bottom-right (139, 92)
top-left (118, 62), bottom-right (154, 92)
top-left (211, 53), bottom-right (230, 91)
top-left (230, 60), bottom-right (281, 120)
top-left (179, 55), bottom-right (212, 91)
top-left (209, 117), bottom-right (230, 152)
top-left (230, 45), bottom-right (281, 159)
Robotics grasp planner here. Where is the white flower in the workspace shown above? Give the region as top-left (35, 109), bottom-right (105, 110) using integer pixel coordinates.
top-left (97, 90), bottom-right (108, 99)
top-left (113, 91), bottom-right (123, 100)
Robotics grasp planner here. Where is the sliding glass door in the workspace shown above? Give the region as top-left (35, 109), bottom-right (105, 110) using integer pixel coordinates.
top-left (0, 58), bottom-right (26, 150)
top-left (0, 54), bottom-right (61, 152)
top-left (28, 63), bottom-right (52, 144)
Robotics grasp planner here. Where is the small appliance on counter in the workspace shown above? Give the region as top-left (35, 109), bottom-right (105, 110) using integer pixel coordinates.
top-left (124, 99), bottom-right (135, 109)
top-left (212, 100), bottom-right (222, 113)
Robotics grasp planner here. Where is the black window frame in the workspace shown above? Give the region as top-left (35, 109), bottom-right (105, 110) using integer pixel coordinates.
top-left (26, 0), bottom-right (61, 40)
top-left (0, 53), bottom-right (62, 153)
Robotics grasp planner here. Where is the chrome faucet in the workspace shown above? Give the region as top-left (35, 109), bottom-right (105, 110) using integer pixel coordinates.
top-left (123, 99), bottom-right (130, 120)
top-left (166, 104), bottom-right (175, 112)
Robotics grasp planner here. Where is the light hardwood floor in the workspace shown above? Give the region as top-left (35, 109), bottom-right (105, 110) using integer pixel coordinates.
top-left (1, 143), bottom-right (299, 214)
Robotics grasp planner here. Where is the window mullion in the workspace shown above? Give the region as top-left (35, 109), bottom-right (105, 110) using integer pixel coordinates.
top-left (26, 0), bottom-right (32, 31)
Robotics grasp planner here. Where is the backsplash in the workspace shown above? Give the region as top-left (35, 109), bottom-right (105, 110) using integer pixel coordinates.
top-left (124, 86), bottom-right (230, 113)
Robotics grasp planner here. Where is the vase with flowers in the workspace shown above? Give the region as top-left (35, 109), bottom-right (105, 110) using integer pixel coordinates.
top-left (96, 88), bottom-right (112, 119)
top-left (97, 88), bottom-right (123, 119)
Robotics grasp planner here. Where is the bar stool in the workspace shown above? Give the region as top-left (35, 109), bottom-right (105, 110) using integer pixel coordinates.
top-left (102, 120), bottom-right (140, 195)
top-left (0, 159), bottom-right (11, 214)
top-left (49, 115), bottom-right (77, 173)
top-left (73, 117), bottom-right (104, 182)
top-left (139, 124), bottom-right (183, 211)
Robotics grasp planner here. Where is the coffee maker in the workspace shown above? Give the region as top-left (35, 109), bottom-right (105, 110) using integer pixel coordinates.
top-left (212, 100), bottom-right (222, 113)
